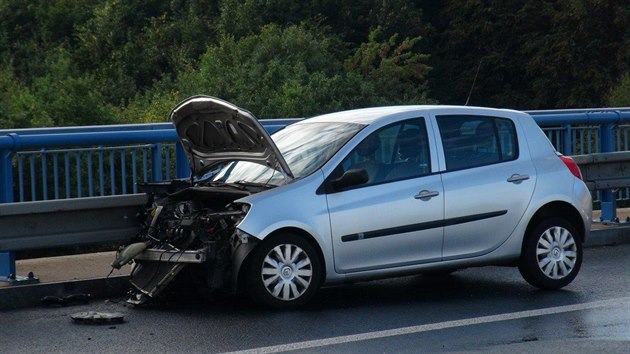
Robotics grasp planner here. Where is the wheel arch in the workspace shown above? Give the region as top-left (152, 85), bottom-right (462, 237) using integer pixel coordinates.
top-left (523, 201), bottom-right (586, 253)
top-left (234, 227), bottom-right (327, 293)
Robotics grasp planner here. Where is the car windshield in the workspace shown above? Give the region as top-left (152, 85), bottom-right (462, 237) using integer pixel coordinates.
top-left (202, 122), bottom-right (364, 186)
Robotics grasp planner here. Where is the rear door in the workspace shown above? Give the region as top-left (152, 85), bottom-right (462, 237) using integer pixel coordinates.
top-left (436, 114), bottom-right (536, 260)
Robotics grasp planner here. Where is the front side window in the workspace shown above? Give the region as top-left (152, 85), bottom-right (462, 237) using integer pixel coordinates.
top-left (335, 118), bottom-right (431, 188)
top-left (437, 115), bottom-right (518, 171)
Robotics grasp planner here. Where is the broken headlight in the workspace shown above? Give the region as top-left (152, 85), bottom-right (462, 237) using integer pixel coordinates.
top-left (230, 203), bottom-right (250, 226)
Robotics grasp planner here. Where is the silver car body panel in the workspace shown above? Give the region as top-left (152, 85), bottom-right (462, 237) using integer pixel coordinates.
top-left (235, 170), bottom-right (338, 279)
top-left (328, 173), bottom-right (445, 273)
top-left (429, 108), bottom-right (537, 260)
top-left (235, 105), bottom-right (591, 285)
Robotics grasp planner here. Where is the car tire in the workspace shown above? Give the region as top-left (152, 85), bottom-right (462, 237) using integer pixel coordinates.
top-left (518, 217), bottom-right (582, 290)
top-left (246, 233), bottom-right (322, 308)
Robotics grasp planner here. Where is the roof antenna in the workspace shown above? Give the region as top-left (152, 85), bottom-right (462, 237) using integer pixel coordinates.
top-left (465, 59), bottom-right (482, 106)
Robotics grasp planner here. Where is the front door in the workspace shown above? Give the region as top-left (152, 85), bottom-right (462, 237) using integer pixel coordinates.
top-left (326, 118), bottom-right (445, 273)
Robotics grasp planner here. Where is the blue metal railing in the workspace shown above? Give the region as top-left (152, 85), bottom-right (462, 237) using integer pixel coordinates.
top-left (2, 109), bottom-right (630, 279)
top-left (532, 109), bottom-right (630, 223)
top-left (0, 120), bottom-right (297, 279)
top-left (15, 144), bottom-right (171, 200)
top-left (3, 111), bottom-right (630, 204)
top-left (0, 120), bottom-right (297, 203)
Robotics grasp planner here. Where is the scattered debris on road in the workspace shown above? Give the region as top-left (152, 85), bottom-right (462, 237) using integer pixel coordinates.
top-left (70, 311), bottom-right (125, 324)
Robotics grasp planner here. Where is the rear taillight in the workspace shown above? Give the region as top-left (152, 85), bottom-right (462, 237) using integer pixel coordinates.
top-left (559, 155), bottom-right (583, 180)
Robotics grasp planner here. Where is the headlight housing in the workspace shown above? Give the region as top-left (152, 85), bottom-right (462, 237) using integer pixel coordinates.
top-left (230, 202), bottom-right (251, 226)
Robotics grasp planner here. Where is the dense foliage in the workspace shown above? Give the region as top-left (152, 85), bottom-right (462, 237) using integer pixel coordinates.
top-left (0, 0), bottom-right (628, 128)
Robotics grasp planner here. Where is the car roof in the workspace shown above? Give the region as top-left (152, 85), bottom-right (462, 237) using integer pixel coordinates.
top-left (296, 105), bottom-right (524, 126)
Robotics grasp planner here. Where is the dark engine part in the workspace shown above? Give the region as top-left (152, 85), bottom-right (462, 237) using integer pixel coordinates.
top-left (168, 186), bottom-right (250, 207)
top-left (137, 180), bottom-right (191, 196)
top-left (123, 188), bottom-right (249, 305)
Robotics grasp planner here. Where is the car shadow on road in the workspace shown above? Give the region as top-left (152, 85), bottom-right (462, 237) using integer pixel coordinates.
top-left (133, 266), bottom-right (584, 317)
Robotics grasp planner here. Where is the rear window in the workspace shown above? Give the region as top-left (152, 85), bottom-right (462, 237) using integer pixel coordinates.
top-left (437, 115), bottom-right (518, 171)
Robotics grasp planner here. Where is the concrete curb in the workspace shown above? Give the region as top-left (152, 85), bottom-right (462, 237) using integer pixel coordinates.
top-left (0, 275), bottom-right (129, 311)
top-left (586, 225), bottom-right (630, 247)
top-left (0, 226), bottom-right (628, 311)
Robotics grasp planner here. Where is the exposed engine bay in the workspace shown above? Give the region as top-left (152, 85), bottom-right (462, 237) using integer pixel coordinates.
top-left (112, 180), bottom-right (267, 305)
top-left (111, 95), bottom-right (294, 305)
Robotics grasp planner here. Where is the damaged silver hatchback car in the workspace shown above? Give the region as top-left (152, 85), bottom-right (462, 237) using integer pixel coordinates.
top-left (114, 95), bottom-right (591, 308)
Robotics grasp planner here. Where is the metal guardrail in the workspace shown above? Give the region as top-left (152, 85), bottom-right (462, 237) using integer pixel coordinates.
top-left (0, 194), bottom-right (146, 252)
top-left (0, 119), bottom-right (298, 282)
top-left (0, 119), bottom-right (301, 204)
top-left (531, 108), bottom-right (630, 223)
top-left (573, 152), bottom-right (630, 192)
top-left (0, 194), bottom-right (147, 283)
top-left (2, 152), bottom-right (625, 250)
top-left (2, 108), bottom-right (630, 282)
top-left (1, 150), bottom-right (628, 281)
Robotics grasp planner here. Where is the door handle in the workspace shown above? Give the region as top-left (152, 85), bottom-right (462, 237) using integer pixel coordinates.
top-left (507, 174), bottom-right (530, 183)
top-left (415, 190), bottom-right (439, 200)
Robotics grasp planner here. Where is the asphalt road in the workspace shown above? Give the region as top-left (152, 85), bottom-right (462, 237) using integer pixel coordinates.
top-left (2, 244), bottom-right (630, 353)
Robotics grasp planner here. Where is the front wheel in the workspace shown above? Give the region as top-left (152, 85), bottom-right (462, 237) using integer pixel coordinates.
top-left (518, 217), bottom-right (583, 289)
top-left (246, 233), bottom-right (322, 308)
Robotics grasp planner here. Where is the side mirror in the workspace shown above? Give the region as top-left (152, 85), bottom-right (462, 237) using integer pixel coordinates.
top-left (331, 169), bottom-right (369, 191)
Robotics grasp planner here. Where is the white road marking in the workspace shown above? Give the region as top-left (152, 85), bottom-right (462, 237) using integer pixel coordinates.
top-left (226, 296), bottom-right (630, 354)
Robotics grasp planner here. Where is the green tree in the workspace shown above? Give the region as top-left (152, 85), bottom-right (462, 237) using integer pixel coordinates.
top-left (428, 0), bottom-right (630, 109)
top-left (522, 0), bottom-right (630, 108)
top-left (0, 66), bottom-right (52, 129)
top-left (0, 0), bottom-right (101, 81)
top-left (217, 0), bottom-right (430, 45)
top-left (608, 74), bottom-right (630, 106)
top-left (74, 0), bottom-right (220, 103)
top-left (427, 1), bottom-right (537, 108)
top-left (345, 27), bottom-right (432, 105)
top-left (122, 23), bottom-right (432, 121)
top-left (29, 49), bottom-right (115, 126)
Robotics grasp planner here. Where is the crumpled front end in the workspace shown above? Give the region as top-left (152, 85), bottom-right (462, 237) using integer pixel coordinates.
top-left (112, 182), bottom-right (252, 305)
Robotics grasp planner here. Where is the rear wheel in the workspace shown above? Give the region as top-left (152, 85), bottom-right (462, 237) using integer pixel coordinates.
top-left (246, 233), bottom-right (322, 308)
top-left (519, 217), bottom-right (582, 289)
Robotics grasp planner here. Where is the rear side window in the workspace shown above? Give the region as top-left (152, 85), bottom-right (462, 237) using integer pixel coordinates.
top-left (437, 115), bottom-right (518, 171)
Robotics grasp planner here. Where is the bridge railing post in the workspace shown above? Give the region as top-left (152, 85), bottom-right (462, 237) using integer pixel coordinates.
top-left (175, 142), bottom-right (190, 179)
top-left (0, 136), bottom-right (38, 284)
top-left (0, 145), bottom-right (17, 280)
top-left (562, 124), bottom-right (573, 155)
top-left (150, 143), bottom-right (163, 182)
top-left (599, 123), bottom-right (617, 221)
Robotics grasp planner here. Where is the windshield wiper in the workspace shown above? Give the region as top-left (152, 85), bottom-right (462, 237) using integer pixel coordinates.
top-left (197, 180), bottom-right (246, 190)
top-left (200, 180), bottom-right (275, 191)
top-left (233, 180), bottom-right (276, 189)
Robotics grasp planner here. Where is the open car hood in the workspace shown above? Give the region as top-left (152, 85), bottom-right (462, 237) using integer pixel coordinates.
top-left (170, 95), bottom-right (294, 179)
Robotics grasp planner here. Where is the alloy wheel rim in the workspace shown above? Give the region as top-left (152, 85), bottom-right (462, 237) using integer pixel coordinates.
top-left (261, 244), bottom-right (313, 301)
top-left (535, 226), bottom-right (578, 279)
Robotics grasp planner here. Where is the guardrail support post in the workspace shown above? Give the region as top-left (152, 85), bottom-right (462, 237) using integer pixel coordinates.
top-left (1, 148), bottom-right (12, 204)
top-left (0, 252), bottom-right (16, 280)
top-left (599, 123), bottom-right (617, 221)
top-left (0, 147), bottom-right (17, 280)
top-left (563, 124), bottom-right (572, 155)
top-left (151, 143), bottom-right (163, 182)
top-left (175, 142), bottom-right (190, 179)
top-left (0, 145), bottom-right (37, 284)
